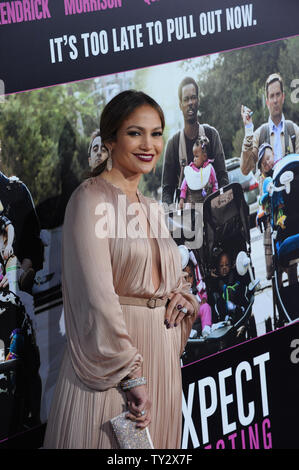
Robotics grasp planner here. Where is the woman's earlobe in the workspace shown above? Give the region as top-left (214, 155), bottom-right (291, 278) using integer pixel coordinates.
top-left (104, 141), bottom-right (115, 155)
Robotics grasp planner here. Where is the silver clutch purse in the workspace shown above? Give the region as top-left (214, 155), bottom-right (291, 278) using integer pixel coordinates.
top-left (110, 412), bottom-right (154, 449)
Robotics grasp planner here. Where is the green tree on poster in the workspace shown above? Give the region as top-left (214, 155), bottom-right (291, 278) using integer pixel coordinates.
top-left (181, 36), bottom-right (299, 158)
top-left (0, 82), bottom-right (100, 206)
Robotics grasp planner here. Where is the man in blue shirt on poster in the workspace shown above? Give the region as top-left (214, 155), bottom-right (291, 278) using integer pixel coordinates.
top-left (240, 72), bottom-right (299, 281)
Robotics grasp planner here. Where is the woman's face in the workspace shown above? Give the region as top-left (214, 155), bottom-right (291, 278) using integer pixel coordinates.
top-left (89, 136), bottom-right (109, 169)
top-left (108, 104), bottom-right (164, 177)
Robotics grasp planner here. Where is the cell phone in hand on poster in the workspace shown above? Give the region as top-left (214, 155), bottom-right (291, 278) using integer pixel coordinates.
top-left (0, 0), bottom-right (299, 451)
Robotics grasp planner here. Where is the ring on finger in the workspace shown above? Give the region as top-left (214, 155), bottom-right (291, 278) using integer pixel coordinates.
top-left (181, 307), bottom-right (188, 315)
top-left (140, 410), bottom-right (146, 416)
top-left (176, 304), bottom-right (183, 310)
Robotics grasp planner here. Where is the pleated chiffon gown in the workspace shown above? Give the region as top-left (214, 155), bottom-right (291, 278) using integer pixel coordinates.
top-left (43, 176), bottom-right (198, 449)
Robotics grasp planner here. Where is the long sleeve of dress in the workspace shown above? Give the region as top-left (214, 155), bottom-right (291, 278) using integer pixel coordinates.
top-left (62, 181), bottom-right (143, 391)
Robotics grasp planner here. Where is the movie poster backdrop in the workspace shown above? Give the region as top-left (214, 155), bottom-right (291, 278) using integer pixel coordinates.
top-left (0, 0), bottom-right (299, 450)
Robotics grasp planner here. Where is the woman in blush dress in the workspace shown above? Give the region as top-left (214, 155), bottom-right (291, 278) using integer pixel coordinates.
top-left (43, 90), bottom-right (198, 449)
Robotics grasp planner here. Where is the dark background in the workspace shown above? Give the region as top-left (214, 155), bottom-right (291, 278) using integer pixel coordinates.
top-left (182, 321), bottom-right (299, 449)
top-left (1, 0), bottom-right (299, 94)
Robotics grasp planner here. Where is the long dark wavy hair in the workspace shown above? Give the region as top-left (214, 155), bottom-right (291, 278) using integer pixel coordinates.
top-left (90, 90), bottom-right (165, 177)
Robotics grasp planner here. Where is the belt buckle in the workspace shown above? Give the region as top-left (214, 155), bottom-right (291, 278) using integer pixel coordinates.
top-left (147, 298), bottom-right (156, 308)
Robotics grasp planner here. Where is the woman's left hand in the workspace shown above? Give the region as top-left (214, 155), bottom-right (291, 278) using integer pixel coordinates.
top-left (125, 385), bottom-right (152, 429)
top-left (164, 292), bottom-right (195, 329)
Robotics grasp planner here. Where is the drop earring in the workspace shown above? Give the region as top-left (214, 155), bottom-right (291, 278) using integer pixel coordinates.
top-left (106, 148), bottom-right (113, 171)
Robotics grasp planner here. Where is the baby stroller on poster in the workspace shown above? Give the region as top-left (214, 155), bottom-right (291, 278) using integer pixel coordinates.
top-left (259, 154), bottom-right (299, 328)
top-left (166, 182), bottom-right (260, 363)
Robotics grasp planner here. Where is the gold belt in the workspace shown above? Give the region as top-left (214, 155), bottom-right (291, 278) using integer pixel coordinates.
top-left (118, 296), bottom-right (169, 309)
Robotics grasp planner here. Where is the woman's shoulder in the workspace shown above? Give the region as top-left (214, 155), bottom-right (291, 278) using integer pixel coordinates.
top-left (72, 176), bottom-right (111, 197)
top-left (66, 177), bottom-right (112, 213)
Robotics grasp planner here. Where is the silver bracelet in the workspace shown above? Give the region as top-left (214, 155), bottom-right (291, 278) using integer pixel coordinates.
top-left (120, 376), bottom-right (147, 391)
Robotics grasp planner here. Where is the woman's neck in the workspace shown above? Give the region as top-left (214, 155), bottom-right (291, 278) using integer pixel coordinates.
top-left (101, 169), bottom-right (141, 202)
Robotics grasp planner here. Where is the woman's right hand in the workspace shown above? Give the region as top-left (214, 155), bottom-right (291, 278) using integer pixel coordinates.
top-left (125, 385), bottom-right (152, 429)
